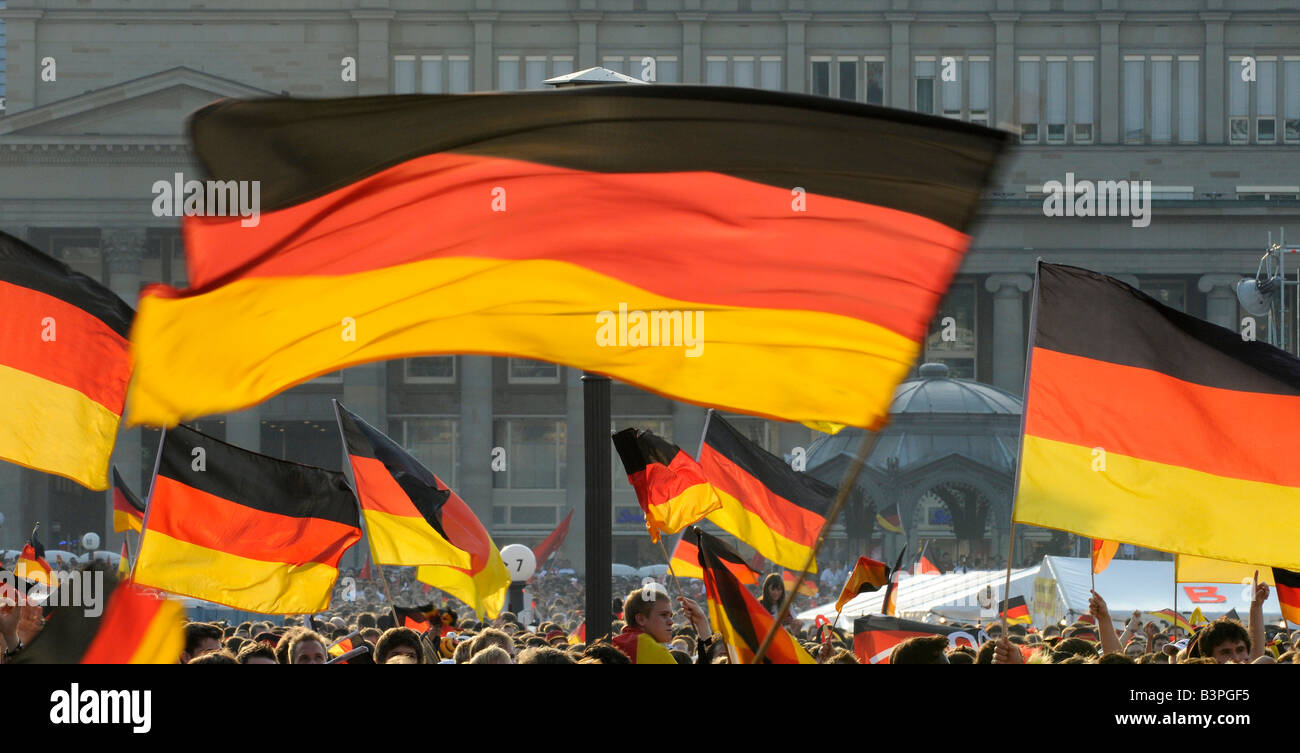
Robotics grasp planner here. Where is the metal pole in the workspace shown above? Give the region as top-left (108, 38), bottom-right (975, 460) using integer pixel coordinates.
top-left (582, 371), bottom-right (613, 643)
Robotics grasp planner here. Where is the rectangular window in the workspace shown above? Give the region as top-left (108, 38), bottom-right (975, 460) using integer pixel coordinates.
top-left (1285, 59), bottom-right (1300, 143)
top-left (924, 281), bottom-right (976, 379)
top-left (394, 417), bottom-right (458, 488)
top-left (1046, 59), bottom-right (1066, 142)
top-left (706, 57), bottom-right (727, 85)
top-left (1019, 58), bottom-right (1039, 142)
top-left (733, 56), bottom-right (756, 88)
top-left (553, 56), bottom-right (575, 79)
top-left (839, 58), bottom-right (858, 100)
top-left (508, 358), bottom-right (560, 384)
top-left (1178, 57), bottom-right (1199, 143)
top-left (525, 57), bottom-right (548, 90)
top-left (914, 58), bottom-right (936, 115)
top-left (942, 57), bottom-right (963, 118)
top-left (492, 418), bottom-right (566, 490)
top-left (602, 56), bottom-right (625, 74)
top-left (1258, 58), bottom-right (1277, 143)
top-left (449, 56), bottom-right (470, 93)
top-left (1229, 57), bottom-right (1249, 143)
top-left (394, 55), bottom-right (416, 94)
top-left (1151, 57), bottom-right (1172, 142)
top-left (865, 58), bottom-right (886, 106)
top-left (760, 57), bottom-right (782, 91)
top-left (657, 57), bottom-right (679, 84)
top-left (811, 58), bottom-right (831, 96)
top-left (1074, 58), bottom-right (1094, 143)
top-left (421, 56), bottom-right (444, 94)
top-left (1124, 57), bottom-right (1145, 142)
top-left (969, 58), bottom-right (989, 124)
top-left (498, 56), bottom-right (520, 91)
top-left (405, 357), bottom-right (455, 384)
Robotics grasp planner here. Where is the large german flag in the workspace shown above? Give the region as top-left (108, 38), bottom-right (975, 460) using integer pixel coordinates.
top-left (1272, 568), bottom-right (1300, 626)
top-left (132, 424), bottom-right (362, 613)
top-left (0, 232), bottom-right (133, 490)
top-left (696, 528), bottom-right (815, 665)
top-left (998, 595), bottom-right (1031, 625)
top-left (112, 466), bottom-right (146, 534)
top-left (126, 87), bottom-right (1010, 431)
top-left (406, 482), bottom-right (511, 619)
top-left (613, 428), bottom-right (721, 542)
top-left (13, 578), bottom-right (184, 665)
top-left (667, 534), bottom-right (758, 584)
top-left (700, 413), bottom-right (835, 572)
top-left (834, 556), bottom-right (891, 612)
top-left (853, 615), bottom-right (970, 664)
top-left (1014, 263), bottom-right (1300, 570)
top-left (335, 401), bottom-right (470, 570)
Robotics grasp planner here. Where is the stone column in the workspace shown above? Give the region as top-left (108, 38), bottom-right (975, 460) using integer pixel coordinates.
top-left (574, 13), bottom-right (601, 71)
top-left (1198, 274), bottom-right (1241, 332)
top-left (2, 9), bottom-right (43, 113)
top-left (1098, 13), bottom-right (1124, 144)
top-left (351, 8), bottom-right (395, 96)
top-left (470, 13), bottom-right (497, 91)
top-left (564, 367), bottom-right (585, 571)
top-left (984, 274), bottom-right (1034, 395)
top-left (887, 14), bottom-right (914, 110)
top-left (1202, 13), bottom-right (1229, 145)
top-left (782, 13), bottom-right (811, 94)
top-left (678, 13), bottom-right (705, 84)
top-left (991, 13), bottom-right (1019, 131)
top-left (458, 356), bottom-right (494, 525)
top-left (104, 228), bottom-right (146, 552)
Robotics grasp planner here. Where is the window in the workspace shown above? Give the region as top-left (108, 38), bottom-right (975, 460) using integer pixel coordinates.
top-left (1124, 57), bottom-right (1145, 142)
top-left (492, 418), bottom-right (566, 489)
top-left (914, 57), bottom-right (935, 114)
top-left (1139, 280), bottom-right (1186, 313)
top-left (969, 58), bottom-right (989, 124)
top-left (1074, 57), bottom-right (1094, 142)
top-left (941, 56), bottom-right (963, 118)
top-left (1286, 59), bottom-right (1300, 143)
top-left (1258, 57), bottom-right (1277, 143)
top-left (1178, 57), bottom-right (1199, 143)
top-left (404, 357), bottom-right (455, 384)
top-left (394, 54), bottom-right (471, 94)
top-left (508, 358), bottom-right (560, 384)
top-left (602, 56), bottom-right (625, 74)
top-left (810, 56), bottom-right (885, 104)
top-left (706, 55), bottom-right (780, 87)
top-left (1151, 57), bottom-right (1172, 142)
top-left (40, 229), bottom-right (104, 283)
top-left (924, 281), bottom-right (976, 379)
top-left (144, 230), bottom-right (187, 287)
top-left (1019, 58), bottom-right (1039, 142)
top-left (1236, 185), bottom-right (1300, 200)
top-left (611, 55), bottom-right (678, 83)
top-left (501, 55), bottom-right (574, 90)
top-left (1046, 58), bottom-right (1067, 142)
top-left (1229, 56), bottom-right (1249, 143)
top-left (392, 416), bottom-right (458, 487)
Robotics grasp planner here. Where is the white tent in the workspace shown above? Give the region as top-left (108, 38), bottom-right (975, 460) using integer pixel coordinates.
top-left (796, 555), bottom-right (1284, 630)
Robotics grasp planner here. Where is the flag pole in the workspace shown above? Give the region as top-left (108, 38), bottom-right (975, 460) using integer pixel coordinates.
top-left (130, 426), bottom-right (167, 582)
top-left (1000, 520), bottom-right (1017, 636)
top-left (657, 537), bottom-right (684, 602)
top-left (752, 426), bottom-right (884, 664)
top-left (373, 560), bottom-right (403, 630)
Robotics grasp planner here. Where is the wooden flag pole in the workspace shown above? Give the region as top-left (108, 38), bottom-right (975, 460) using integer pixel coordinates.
top-left (752, 426), bottom-right (884, 664)
top-left (657, 538), bottom-right (684, 602)
top-left (1000, 520), bottom-right (1018, 636)
top-left (373, 561), bottom-right (403, 630)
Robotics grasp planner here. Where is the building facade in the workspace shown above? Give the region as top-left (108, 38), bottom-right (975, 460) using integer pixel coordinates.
top-left (0, 0), bottom-right (1297, 568)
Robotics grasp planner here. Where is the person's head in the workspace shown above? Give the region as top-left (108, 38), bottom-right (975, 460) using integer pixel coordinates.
top-left (1062, 623), bottom-right (1098, 642)
top-left (1051, 637), bottom-right (1098, 663)
top-left (288, 630), bottom-right (329, 665)
top-left (182, 622), bottom-right (225, 664)
top-left (976, 641), bottom-right (997, 665)
top-left (1099, 651), bottom-right (1136, 665)
top-left (623, 583), bottom-right (674, 643)
top-left (1124, 638), bottom-right (1147, 658)
top-left (581, 641), bottom-right (632, 665)
top-left (760, 574), bottom-right (785, 608)
top-left (1138, 652), bottom-right (1169, 664)
top-left (223, 636), bottom-right (247, 655)
top-left (517, 646), bottom-right (577, 665)
top-left (188, 650), bottom-right (238, 665)
top-left (454, 637), bottom-right (475, 664)
top-left (359, 627), bottom-right (381, 646)
top-left (356, 612), bottom-right (377, 629)
top-left (467, 646), bottom-right (512, 665)
top-left (889, 635), bottom-right (949, 664)
top-left (469, 627), bottom-right (515, 659)
top-left (236, 641), bottom-right (278, 665)
top-left (827, 649), bottom-right (860, 664)
top-left (375, 627), bottom-right (424, 665)
top-left (1190, 619), bottom-right (1251, 664)
top-left (946, 645), bottom-right (977, 665)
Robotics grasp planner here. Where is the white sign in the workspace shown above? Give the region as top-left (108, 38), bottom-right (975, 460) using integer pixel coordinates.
top-left (500, 544), bottom-right (536, 582)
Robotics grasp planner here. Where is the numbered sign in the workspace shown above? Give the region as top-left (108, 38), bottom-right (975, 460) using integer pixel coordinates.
top-left (500, 543), bottom-right (537, 583)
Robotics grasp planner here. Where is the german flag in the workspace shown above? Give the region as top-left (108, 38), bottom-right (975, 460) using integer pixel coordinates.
top-left (132, 424), bottom-right (362, 614)
top-left (880, 547), bottom-right (908, 617)
top-left (699, 413), bottom-right (835, 572)
top-left (0, 232), bottom-right (133, 491)
top-left (998, 595), bottom-right (1031, 625)
top-left (112, 466), bottom-right (146, 534)
top-left (1091, 539), bottom-right (1118, 575)
top-left (393, 606), bottom-right (431, 632)
top-left (1146, 609), bottom-right (1194, 634)
top-left (14, 579), bottom-right (185, 665)
top-left (534, 508), bottom-right (573, 565)
top-left (696, 528), bottom-right (815, 664)
top-left (612, 428), bottom-right (721, 543)
top-left (835, 556), bottom-right (891, 612)
top-left (853, 615), bottom-right (970, 664)
top-left (15, 529), bottom-right (56, 589)
top-left (876, 502), bottom-right (904, 534)
top-left (1015, 262), bottom-right (1300, 570)
top-left (567, 623), bottom-right (586, 646)
top-left (1175, 554), bottom-right (1275, 586)
top-left (336, 401), bottom-right (469, 569)
top-left (328, 631), bottom-right (360, 659)
top-left (1271, 568), bottom-right (1300, 626)
top-left (666, 534), bottom-right (758, 585)
top-left (915, 555), bottom-right (941, 575)
top-left (125, 88), bottom-right (1010, 431)
top-left (117, 540), bottom-right (130, 581)
top-left (782, 570), bottom-right (819, 597)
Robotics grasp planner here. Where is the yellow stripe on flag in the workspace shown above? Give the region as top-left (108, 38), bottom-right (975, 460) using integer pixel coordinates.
top-left (1175, 554), bottom-right (1275, 585)
top-left (127, 599), bottom-right (186, 664)
top-left (705, 489), bottom-right (818, 573)
top-left (0, 363), bottom-right (120, 490)
top-left (417, 557), bottom-right (511, 621)
top-left (362, 509), bottom-right (474, 569)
